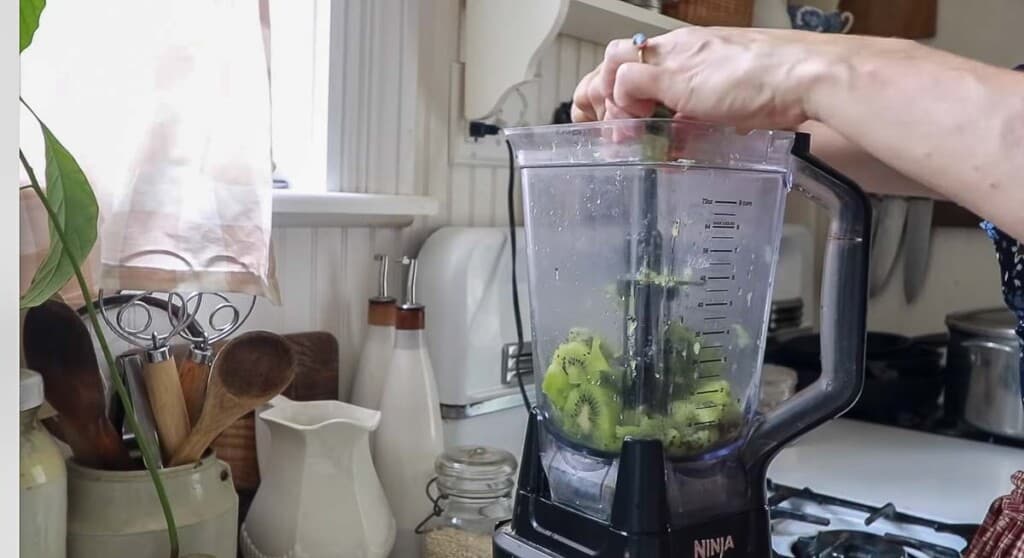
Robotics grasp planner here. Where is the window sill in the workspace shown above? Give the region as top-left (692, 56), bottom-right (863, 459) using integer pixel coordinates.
top-left (272, 190), bottom-right (439, 228)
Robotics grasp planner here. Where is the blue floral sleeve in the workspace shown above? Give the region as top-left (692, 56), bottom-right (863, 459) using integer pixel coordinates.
top-left (981, 221), bottom-right (1024, 403)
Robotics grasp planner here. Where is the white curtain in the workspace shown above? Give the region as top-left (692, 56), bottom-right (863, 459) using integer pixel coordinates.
top-left (19, 0), bottom-right (280, 304)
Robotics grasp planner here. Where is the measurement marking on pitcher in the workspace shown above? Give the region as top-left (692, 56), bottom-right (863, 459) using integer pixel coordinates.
top-left (701, 301), bottom-right (731, 308)
top-left (705, 288), bottom-right (729, 293)
top-left (703, 198), bottom-right (753, 207)
top-left (703, 316), bottom-right (726, 322)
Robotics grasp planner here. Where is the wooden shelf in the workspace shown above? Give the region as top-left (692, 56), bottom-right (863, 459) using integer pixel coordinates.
top-left (272, 191), bottom-right (439, 228)
top-left (463, 0), bottom-right (688, 120)
top-left (562, 0), bottom-right (686, 45)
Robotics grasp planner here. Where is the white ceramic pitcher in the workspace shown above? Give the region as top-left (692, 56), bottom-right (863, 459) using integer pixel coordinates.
top-left (241, 400), bottom-right (396, 558)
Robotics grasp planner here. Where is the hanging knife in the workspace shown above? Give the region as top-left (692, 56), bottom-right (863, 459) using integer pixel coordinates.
top-left (903, 197), bottom-right (934, 304)
top-left (869, 197), bottom-right (908, 298)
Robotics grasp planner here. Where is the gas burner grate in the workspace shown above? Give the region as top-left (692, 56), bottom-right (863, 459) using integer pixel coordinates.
top-left (767, 480), bottom-right (979, 558)
top-left (768, 481), bottom-right (978, 542)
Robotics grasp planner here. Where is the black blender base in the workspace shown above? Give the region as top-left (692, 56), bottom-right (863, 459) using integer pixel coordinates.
top-left (494, 410), bottom-right (774, 558)
top-left (494, 508), bottom-right (771, 558)
top-left (494, 500), bottom-right (771, 558)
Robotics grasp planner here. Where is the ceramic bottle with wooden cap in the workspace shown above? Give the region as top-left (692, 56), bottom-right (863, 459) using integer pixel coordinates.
top-left (374, 257), bottom-right (444, 558)
top-left (351, 254), bottom-right (398, 409)
top-left (20, 368), bottom-right (67, 558)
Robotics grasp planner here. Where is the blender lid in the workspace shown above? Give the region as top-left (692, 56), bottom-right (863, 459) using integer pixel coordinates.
top-left (946, 307), bottom-right (1019, 340)
top-left (504, 118), bottom-right (797, 172)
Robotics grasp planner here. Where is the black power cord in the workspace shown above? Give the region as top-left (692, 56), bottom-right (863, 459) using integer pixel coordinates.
top-left (507, 139), bottom-right (532, 412)
top-left (469, 116), bottom-right (532, 411)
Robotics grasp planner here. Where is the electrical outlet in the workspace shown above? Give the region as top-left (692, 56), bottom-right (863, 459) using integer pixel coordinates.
top-left (449, 62), bottom-right (532, 167)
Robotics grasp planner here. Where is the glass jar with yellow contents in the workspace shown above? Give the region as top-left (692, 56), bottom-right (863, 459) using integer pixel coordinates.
top-left (20, 368), bottom-right (67, 558)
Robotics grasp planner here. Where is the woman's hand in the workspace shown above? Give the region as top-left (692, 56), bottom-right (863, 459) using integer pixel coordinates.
top-left (572, 27), bottom-right (874, 130)
top-left (571, 27), bottom-right (1024, 240)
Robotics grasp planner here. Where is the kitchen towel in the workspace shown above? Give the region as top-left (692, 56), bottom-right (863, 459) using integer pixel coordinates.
top-left (965, 470), bottom-right (1024, 558)
top-left (19, 0), bottom-right (279, 305)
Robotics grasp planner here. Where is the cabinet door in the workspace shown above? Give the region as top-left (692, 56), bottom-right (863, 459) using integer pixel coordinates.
top-left (840, 0), bottom-right (937, 39)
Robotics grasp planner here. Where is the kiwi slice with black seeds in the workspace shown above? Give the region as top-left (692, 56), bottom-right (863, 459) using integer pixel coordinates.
top-left (553, 341), bottom-right (591, 385)
top-left (563, 383), bottom-right (621, 451)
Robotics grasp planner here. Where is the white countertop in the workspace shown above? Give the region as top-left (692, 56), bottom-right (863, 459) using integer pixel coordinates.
top-left (768, 418), bottom-right (1024, 524)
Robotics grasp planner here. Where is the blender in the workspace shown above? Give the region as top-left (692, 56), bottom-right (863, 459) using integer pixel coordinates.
top-left (495, 119), bottom-right (870, 557)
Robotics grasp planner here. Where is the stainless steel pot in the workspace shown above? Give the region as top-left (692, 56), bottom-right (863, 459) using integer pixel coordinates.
top-left (945, 307), bottom-right (1023, 440)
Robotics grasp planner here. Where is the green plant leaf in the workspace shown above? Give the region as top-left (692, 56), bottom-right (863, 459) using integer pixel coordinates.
top-left (20, 0), bottom-right (45, 52)
top-left (20, 123), bottom-right (99, 309)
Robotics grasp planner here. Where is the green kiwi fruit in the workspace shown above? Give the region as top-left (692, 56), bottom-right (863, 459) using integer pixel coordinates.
top-left (585, 338), bottom-right (612, 379)
top-left (542, 364), bottom-right (572, 409)
top-left (670, 400), bottom-right (697, 426)
top-left (567, 328), bottom-right (595, 346)
top-left (552, 341), bottom-right (590, 385)
top-left (563, 384), bottom-right (621, 451)
top-left (679, 425), bottom-right (719, 452)
top-left (615, 413), bottom-right (664, 441)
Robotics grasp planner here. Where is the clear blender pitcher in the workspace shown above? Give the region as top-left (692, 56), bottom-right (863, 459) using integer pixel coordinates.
top-left (497, 119), bottom-right (869, 557)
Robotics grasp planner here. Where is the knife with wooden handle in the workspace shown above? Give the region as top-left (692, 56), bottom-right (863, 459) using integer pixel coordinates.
top-left (903, 197), bottom-right (934, 304)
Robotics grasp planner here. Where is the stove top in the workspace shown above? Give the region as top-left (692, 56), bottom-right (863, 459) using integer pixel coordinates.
top-left (768, 481), bottom-right (978, 557)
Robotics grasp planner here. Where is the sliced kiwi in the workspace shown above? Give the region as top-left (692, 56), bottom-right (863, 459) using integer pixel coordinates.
top-left (552, 341), bottom-right (590, 385)
top-left (662, 426), bottom-right (686, 453)
top-left (553, 341), bottom-right (590, 367)
top-left (542, 363), bottom-right (572, 409)
top-left (563, 384), bottom-right (621, 451)
top-left (679, 425), bottom-right (720, 453)
top-left (670, 400), bottom-right (697, 426)
top-left (567, 328), bottom-right (595, 346)
top-left (615, 413), bottom-right (664, 441)
top-left (585, 338), bottom-right (612, 379)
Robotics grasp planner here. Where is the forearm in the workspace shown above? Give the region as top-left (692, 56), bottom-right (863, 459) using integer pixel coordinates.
top-left (798, 121), bottom-right (943, 199)
top-left (803, 38), bottom-right (1024, 239)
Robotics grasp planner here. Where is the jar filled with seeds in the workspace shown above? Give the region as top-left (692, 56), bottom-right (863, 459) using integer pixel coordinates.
top-left (419, 446), bottom-right (517, 558)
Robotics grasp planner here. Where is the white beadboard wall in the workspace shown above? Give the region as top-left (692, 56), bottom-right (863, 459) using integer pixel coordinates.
top-left (256, 0), bottom-right (1017, 399)
top-left (245, 0), bottom-right (604, 400)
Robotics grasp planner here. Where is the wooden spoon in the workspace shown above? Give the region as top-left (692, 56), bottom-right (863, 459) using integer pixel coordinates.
top-left (168, 331), bottom-right (295, 467)
top-left (23, 300), bottom-right (135, 470)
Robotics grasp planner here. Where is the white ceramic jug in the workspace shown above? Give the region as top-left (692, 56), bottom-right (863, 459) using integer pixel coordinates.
top-left (241, 400), bottom-right (396, 558)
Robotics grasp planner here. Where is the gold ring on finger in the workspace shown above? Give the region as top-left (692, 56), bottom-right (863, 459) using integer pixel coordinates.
top-left (632, 32), bottom-right (648, 64)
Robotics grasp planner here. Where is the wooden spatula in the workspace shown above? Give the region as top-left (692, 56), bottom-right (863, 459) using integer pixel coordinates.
top-left (23, 300), bottom-right (135, 470)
